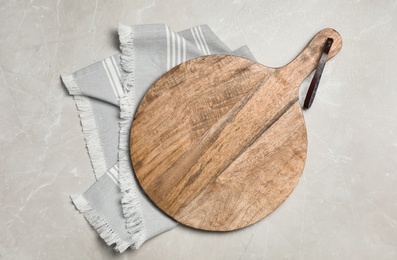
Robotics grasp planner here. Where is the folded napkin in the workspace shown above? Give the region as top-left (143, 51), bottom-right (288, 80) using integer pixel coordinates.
top-left (62, 24), bottom-right (256, 252)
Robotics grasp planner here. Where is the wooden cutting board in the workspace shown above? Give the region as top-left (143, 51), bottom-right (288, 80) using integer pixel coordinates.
top-left (130, 28), bottom-right (342, 231)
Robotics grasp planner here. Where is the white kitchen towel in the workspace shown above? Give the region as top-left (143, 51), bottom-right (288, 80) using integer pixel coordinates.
top-left (61, 24), bottom-right (255, 252)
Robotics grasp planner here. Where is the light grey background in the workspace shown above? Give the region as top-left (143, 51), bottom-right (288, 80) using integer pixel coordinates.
top-left (1, 0), bottom-right (396, 259)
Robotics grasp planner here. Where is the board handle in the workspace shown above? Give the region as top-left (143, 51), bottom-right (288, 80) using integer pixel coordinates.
top-left (280, 28), bottom-right (342, 85)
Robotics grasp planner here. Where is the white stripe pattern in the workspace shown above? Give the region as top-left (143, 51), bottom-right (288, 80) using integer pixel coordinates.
top-left (191, 28), bottom-right (201, 51)
top-left (177, 35), bottom-right (181, 64)
top-left (102, 57), bottom-right (124, 99)
top-left (166, 25), bottom-right (171, 71)
top-left (171, 30), bottom-right (176, 68)
top-left (182, 36), bottom-right (186, 62)
top-left (166, 25), bottom-right (187, 71)
top-left (106, 164), bottom-right (119, 185)
top-left (191, 26), bottom-right (211, 55)
top-left (110, 56), bottom-right (122, 78)
top-left (197, 26), bottom-right (211, 55)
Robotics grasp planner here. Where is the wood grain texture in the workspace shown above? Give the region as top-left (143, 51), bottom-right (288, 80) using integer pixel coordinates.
top-left (130, 28), bottom-right (342, 231)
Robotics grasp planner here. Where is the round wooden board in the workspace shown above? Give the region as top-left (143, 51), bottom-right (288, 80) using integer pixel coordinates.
top-left (130, 29), bottom-right (342, 231)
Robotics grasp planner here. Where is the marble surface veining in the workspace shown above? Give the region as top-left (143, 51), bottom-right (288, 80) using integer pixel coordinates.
top-left (1, 0), bottom-right (397, 259)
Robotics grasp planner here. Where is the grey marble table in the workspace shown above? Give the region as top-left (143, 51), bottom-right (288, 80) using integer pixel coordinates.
top-left (1, 1), bottom-right (397, 259)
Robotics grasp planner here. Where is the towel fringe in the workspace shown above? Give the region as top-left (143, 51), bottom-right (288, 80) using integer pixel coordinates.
top-left (70, 194), bottom-right (130, 253)
top-left (71, 95), bottom-right (108, 180)
top-left (60, 74), bottom-right (81, 95)
top-left (118, 23), bottom-right (147, 249)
